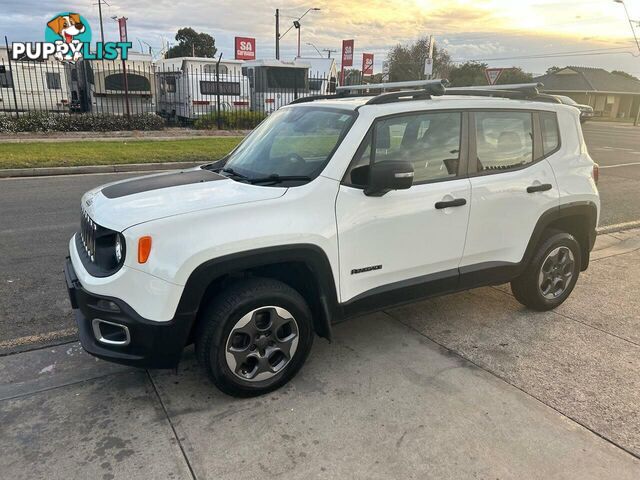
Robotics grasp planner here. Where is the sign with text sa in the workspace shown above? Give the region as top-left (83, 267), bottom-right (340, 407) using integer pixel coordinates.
top-left (341, 39), bottom-right (354, 67)
top-left (362, 53), bottom-right (374, 75)
top-left (235, 37), bottom-right (256, 60)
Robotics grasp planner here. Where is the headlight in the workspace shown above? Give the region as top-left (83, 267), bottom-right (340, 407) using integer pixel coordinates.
top-left (115, 235), bottom-right (124, 263)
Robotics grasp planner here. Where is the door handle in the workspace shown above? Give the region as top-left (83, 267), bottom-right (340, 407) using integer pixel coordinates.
top-left (435, 198), bottom-right (467, 209)
top-left (527, 183), bottom-right (553, 193)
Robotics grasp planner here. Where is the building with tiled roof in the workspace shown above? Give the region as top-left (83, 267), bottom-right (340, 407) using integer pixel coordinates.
top-left (534, 66), bottom-right (640, 120)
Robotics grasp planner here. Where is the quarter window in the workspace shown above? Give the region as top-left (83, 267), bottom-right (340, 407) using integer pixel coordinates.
top-left (475, 111), bottom-right (533, 171)
top-left (349, 111), bottom-right (462, 186)
top-left (540, 111), bottom-right (560, 156)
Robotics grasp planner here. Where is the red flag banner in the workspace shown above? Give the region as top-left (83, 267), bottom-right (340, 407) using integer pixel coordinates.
top-left (235, 37), bottom-right (256, 60)
top-left (341, 39), bottom-right (354, 67)
top-left (362, 53), bottom-right (374, 75)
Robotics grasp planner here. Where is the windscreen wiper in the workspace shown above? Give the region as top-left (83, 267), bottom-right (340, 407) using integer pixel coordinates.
top-left (249, 174), bottom-right (312, 185)
top-left (220, 167), bottom-right (251, 182)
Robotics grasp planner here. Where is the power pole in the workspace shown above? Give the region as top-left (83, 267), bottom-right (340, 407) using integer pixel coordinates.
top-left (96, 0), bottom-right (106, 45)
top-left (323, 48), bottom-right (337, 58)
top-left (275, 9), bottom-right (280, 60)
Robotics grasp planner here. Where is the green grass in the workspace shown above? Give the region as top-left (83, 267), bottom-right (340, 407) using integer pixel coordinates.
top-left (0, 137), bottom-right (244, 169)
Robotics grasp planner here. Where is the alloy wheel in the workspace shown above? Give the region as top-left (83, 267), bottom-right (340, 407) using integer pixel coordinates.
top-left (225, 306), bottom-right (299, 382)
top-left (538, 246), bottom-right (575, 300)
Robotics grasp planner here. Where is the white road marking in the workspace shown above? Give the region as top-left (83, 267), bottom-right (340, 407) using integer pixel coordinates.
top-left (600, 162), bottom-right (640, 169)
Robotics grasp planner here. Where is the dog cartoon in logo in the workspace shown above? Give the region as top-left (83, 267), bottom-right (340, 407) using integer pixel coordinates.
top-left (47, 14), bottom-right (86, 61)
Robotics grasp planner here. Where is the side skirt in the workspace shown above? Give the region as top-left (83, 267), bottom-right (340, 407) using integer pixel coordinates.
top-left (339, 262), bottom-right (521, 321)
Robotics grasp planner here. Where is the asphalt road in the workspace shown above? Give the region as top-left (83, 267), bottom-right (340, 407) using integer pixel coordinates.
top-left (582, 123), bottom-right (640, 226)
top-left (0, 121), bottom-right (639, 352)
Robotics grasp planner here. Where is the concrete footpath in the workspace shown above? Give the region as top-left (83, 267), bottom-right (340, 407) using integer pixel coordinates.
top-left (1, 232), bottom-right (639, 479)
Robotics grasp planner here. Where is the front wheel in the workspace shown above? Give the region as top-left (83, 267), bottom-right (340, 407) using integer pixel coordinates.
top-left (511, 231), bottom-right (582, 311)
top-left (195, 278), bottom-right (314, 397)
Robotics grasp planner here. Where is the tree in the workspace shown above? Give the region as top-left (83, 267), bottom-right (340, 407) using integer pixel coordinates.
top-left (447, 62), bottom-right (488, 87)
top-left (612, 70), bottom-right (639, 81)
top-left (386, 36), bottom-right (452, 82)
top-left (496, 67), bottom-right (533, 85)
top-left (166, 28), bottom-right (217, 58)
top-left (546, 66), bottom-right (562, 75)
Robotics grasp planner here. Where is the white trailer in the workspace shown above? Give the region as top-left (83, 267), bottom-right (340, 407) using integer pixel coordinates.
top-left (296, 57), bottom-right (338, 95)
top-left (0, 46), bottom-right (73, 114)
top-left (242, 60), bottom-right (311, 113)
top-left (155, 57), bottom-right (250, 120)
top-left (77, 52), bottom-right (155, 115)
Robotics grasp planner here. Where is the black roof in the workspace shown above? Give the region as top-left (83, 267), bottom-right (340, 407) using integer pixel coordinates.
top-left (533, 66), bottom-right (640, 95)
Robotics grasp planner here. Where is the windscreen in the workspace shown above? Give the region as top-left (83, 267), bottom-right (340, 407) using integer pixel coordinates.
top-left (222, 107), bottom-right (356, 182)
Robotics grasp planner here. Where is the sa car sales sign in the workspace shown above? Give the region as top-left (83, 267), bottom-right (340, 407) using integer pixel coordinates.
top-left (235, 37), bottom-right (256, 60)
top-left (362, 53), bottom-right (374, 75)
top-left (342, 39), bottom-right (354, 67)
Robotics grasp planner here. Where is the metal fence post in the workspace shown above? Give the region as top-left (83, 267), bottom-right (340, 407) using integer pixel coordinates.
top-left (215, 52), bottom-right (223, 129)
top-left (4, 36), bottom-right (20, 118)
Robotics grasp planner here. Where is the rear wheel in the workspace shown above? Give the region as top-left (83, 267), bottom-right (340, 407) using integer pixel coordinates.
top-left (511, 231), bottom-right (581, 311)
top-left (195, 278), bottom-right (314, 397)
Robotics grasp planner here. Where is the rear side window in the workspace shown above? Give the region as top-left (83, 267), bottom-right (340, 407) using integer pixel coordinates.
top-left (540, 111), bottom-right (560, 156)
top-left (475, 111), bottom-right (533, 172)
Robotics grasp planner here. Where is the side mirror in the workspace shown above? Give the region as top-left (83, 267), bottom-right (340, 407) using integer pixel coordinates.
top-left (364, 161), bottom-right (414, 197)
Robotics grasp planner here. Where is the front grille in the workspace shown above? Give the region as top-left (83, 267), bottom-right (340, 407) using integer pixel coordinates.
top-left (80, 209), bottom-right (97, 262)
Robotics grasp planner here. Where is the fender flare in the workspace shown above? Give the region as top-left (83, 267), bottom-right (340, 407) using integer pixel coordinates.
top-left (174, 244), bottom-right (340, 342)
top-left (522, 200), bottom-right (598, 269)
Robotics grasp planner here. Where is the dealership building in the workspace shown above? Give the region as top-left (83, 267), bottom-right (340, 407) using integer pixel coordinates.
top-left (534, 66), bottom-right (640, 120)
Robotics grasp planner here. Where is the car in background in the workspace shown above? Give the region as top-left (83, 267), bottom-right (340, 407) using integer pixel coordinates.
top-left (554, 95), bottom-right (594, 123)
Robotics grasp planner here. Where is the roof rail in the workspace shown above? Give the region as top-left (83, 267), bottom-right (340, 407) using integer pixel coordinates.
top-left (335, 79), bottom-right (448, 94)
top-left (445, 82), bottom-right (561, 104)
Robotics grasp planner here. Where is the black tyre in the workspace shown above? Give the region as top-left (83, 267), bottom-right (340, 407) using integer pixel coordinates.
top-left (511, 231), bottom-right (582, 311)
top-left (195, 277), bottom-right (314, 397)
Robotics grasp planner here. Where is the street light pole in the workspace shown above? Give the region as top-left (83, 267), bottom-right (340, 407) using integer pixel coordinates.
top-left (275, 9), bottom-right (280, 60)
top-left (613, 0), bottom-right (640, 126)
top-left (279, 7), bottom-right (320, 59)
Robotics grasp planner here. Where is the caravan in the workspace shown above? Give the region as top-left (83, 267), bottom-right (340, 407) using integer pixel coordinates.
top-left (76, 52), bottom-right (155, 115)
top-left (156, 57), bottom-right (250, 120)
top-left (0, 46), bottom-right (73, 113)
top-left (242, 60), bottom-right (311, 113)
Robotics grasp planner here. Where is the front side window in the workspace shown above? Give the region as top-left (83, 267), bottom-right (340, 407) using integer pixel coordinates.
top-left (348, 111), bottom-right (462, 186)
top-left (266, 68), bottom-right (307, 89)
top-left (46, 72), bottom-right (61, 90)
top-left (203, 64), bottom-right (229, 74)
top-left (475, 111), bottom-right (533, 172)
top-left (540, 111), bottom-right (560, 156)
top-left (219, 107), bottom-right (356, 184)
top-left (200, 81), bottom-right (241, 96)
top-left (105, 73), bottom-right (151, 92)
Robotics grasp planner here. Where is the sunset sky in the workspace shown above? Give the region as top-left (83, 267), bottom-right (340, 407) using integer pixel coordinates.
top-left (1, 0), bottom-right (639, 76)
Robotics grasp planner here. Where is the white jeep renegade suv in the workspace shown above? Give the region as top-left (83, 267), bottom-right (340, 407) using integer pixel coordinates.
top-left (65, 81), bottom-right (599, 397)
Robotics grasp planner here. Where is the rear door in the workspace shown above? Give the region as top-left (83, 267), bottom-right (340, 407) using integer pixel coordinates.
top-left (461, 110), bottom-right (560, 274)
top-left (336, 110), bottom-right (472, 306)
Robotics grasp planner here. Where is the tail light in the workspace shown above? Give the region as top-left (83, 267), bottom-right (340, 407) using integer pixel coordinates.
top-left (233, 101), bottom-right (249, 106)
top-left (192, 100), bottom-right (210, 106)
top-left (592, 163), bottom-right (599, 184)
top-left (265, 98), bottom-right (275, 104)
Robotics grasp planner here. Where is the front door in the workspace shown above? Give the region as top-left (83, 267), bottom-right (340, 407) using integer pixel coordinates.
top-left (336, 110), bottom-right (472, 307)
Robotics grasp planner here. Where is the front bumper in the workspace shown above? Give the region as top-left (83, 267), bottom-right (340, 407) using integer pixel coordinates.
top-left (64, 257), bottom-right (191, 369)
